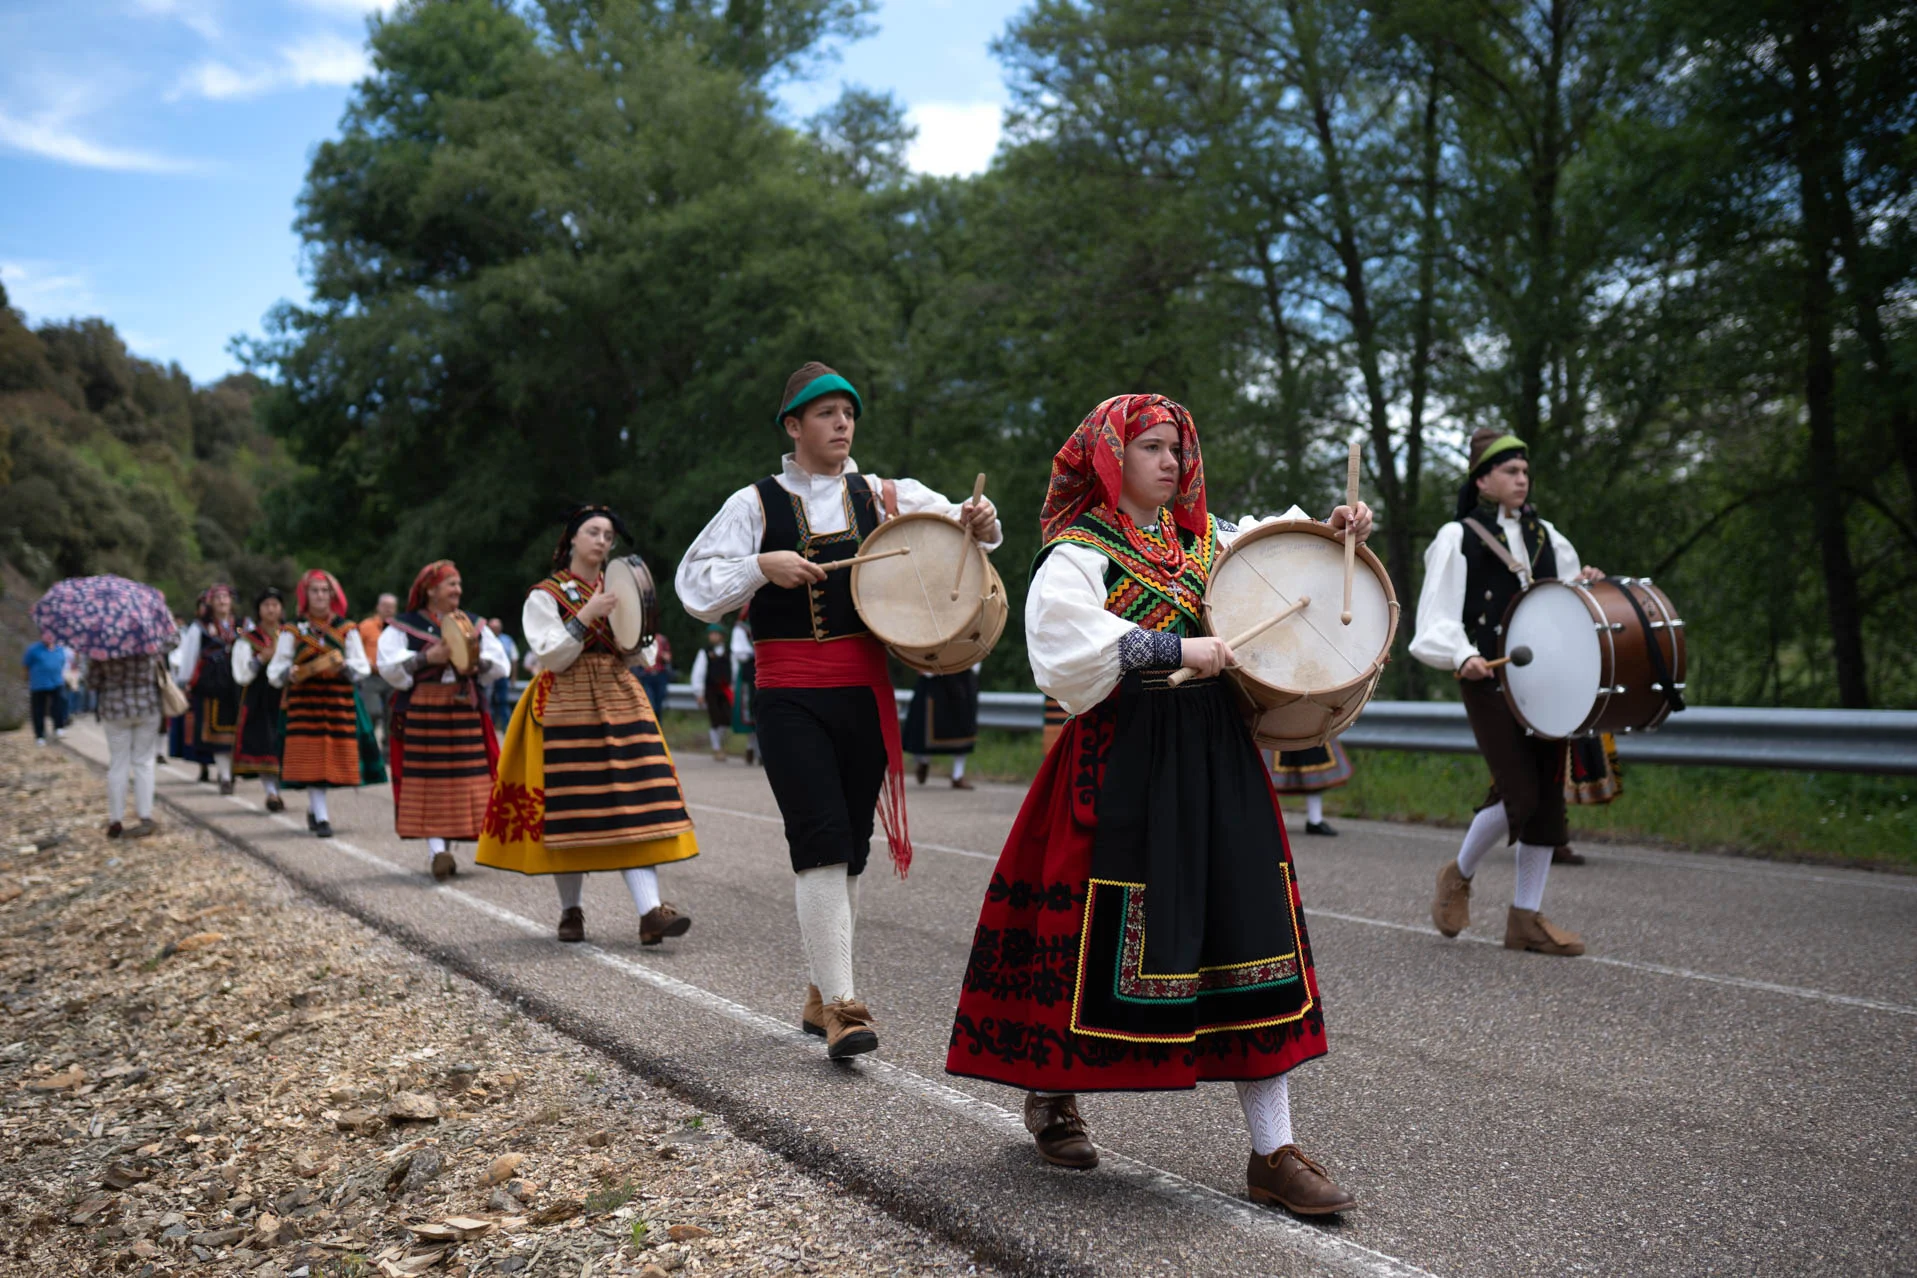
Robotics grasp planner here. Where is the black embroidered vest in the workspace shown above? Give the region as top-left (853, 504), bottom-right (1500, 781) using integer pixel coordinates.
top-left (1460, 503), bottom-right (1559, 655)
top-left (750, 473), bottom-right (884, 641)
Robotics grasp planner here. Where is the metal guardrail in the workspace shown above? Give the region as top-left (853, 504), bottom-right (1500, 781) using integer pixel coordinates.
top-left (644, 683), bottom-right (1917, 775)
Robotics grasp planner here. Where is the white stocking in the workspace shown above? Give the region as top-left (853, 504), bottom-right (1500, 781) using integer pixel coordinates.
top-left (951, 756), bottom-right (967, 781)
top-left (1305, 793), bottom-right (1323, 824)
top-left (622, 867), bottom-right (662, 917)
top-left (261, 776), bottom-right (280, 798)
top-left (708, 727), bottom-right (725, 751)
top-left (428, 836), bottom-right (447, 855)
top-left (794, 866), bottom-right (855, 1004)
top-left (215, 753), bottom-right (233, 783)
top-left (1456, 801), bottom-right (1507, 879)
top-left (307, 789), bottom-right (329, 823)
top-left (554, 873), bottom-right (584, 912)
top-left (1513, 842), bottom-right (1554, 911)
top-left (1235, 1074), bottom-right (1294, 1156)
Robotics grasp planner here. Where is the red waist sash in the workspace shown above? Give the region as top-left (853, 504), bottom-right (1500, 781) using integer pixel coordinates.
top-left (755, 636), bottom-right (912, 876)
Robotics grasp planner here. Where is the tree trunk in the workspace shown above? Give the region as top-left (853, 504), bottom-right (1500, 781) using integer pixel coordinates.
top-left (1395, 61), bottom-right (1445, 700)
top-left (1791, 21), bottom-right (1870, 707)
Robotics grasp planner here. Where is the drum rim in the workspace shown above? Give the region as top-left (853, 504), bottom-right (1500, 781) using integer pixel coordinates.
top-left (1202, 517), bottom-right (1401, 700)
top-left (849, 512), bottom-right (996, 652)
top-left (1499, 577), bottom-right (1609, 739)
top-left (604, 553), bottom-right (657, 654)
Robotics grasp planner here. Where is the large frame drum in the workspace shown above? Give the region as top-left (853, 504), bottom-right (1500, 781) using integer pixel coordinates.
top-left (1202, 520), bottom-right (1399, 751)
top-left (605, 554), bottom-right (662, 657)
top-left (850, 513), bottom-right (1007, 675)
top-left (1499, 576), bottom-right (1685, 739)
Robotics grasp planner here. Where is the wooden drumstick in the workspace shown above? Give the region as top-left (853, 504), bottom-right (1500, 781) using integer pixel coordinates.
top-left (951, 472), bottom-right (988, 601)
top-left (1167, 595), bottom-right (1311, 686)
top-left (1453, 645), bottom-right (1533, 678)
top-left (822, 546), bottom-right (913, 572)
top-left (1341, 439), bottom-right (1360, 625)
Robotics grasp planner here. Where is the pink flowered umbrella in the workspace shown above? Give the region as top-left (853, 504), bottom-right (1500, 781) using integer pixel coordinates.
top-left (31, 575), bottom-right (178, 661)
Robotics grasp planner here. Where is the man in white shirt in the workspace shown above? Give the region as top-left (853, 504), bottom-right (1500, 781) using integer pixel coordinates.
top-left (1409, 428), bottom-right (1601, 957)
top-left (676, 362), bottom-right (1000, 1061)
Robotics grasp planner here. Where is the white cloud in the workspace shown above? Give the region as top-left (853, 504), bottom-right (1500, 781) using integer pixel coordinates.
top-left (0, 260), bottom-right (98, 319)
top-left (172, 32), bottom-right (370, 101)
top-left (0, 105), bottom-right (203, 173)
top-left (130, 0), bottom-right (222, 40)
top-left (905, 100), bottom-right (1002, 177)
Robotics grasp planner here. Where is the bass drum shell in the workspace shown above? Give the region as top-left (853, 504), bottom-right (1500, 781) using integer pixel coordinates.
top-left (850, 513), bottom-right (1008, 676)
top-left (1499, 577), bottom-right (1685, 739)
top-left (1202, 520), bottom-right (1399, 752)
top-left (605, 554), bottom-right (661, 657)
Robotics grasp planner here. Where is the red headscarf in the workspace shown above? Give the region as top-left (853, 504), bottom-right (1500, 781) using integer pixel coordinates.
top-left (1039, 393), bottom-right (1207, 545)
top-left (407, 560), bottom-right (459, 612)
top-left (296, 569), bottom-right (349, 622)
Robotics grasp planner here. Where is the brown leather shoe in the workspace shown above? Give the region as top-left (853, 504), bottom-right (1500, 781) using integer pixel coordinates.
top-left (106, 821), bottom-right (124, 839)
top-left (915, 760), bottom-right (930, 785)
top-left (801, 984), bottom-right (825, 1037)
top-left (1432, 862), bottom-right (1471, 937)
top-left (951, 775), bottom-right (975, 791)
top-left (1504, 907), bottom-right (1585, 956)
top-left (556, 906), bottom-right (586, 943)
top-left (1553, 844), bottom-right (1586, 865)
top-left (639, 902), bottom-right (692, 946)
top-left (126, 819), bottom-right (158, 840)
top-left (1024, 1093), bottom-right (1098, 1170)
top-left (430, 850), bottom-right (456, 881)
top-left (820, 997), bottom-right (878, 1059)
top-left (265, 794), bottom-right (285, 813)
top-left (1247, 1145), bottom-right (1356, 1215)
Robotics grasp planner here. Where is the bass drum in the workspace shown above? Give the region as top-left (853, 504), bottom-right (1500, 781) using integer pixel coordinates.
top-left (850, 513), bottom-right (1007, 675)
top-left (1202, 519), bottom-right (1399, 751)
top-left (1499, 576), bottom-right (1685, 740)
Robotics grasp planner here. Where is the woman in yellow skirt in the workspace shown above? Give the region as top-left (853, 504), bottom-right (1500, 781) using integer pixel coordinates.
top-left (479, 504), bottom-right (699, 944)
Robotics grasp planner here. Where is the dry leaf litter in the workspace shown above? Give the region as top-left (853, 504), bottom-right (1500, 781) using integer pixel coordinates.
top-left (0, 731), bottom-right (998, 1277)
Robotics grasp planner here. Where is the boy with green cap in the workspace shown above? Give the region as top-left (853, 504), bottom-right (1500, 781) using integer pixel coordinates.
top-left (676, 362), bottom-right (1000, 1059)
top-left (1410, 427), bottom-right (1604, 957)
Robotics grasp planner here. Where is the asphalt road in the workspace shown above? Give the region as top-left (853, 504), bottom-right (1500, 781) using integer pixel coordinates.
top-left (64, 722), bottom-right (1917, 1276)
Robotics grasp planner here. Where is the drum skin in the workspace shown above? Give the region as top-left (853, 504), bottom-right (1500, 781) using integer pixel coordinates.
top-left (1202, 520), bottom-right (1398, 751)
top-left (1499, 577), bottom-right (1685, 739)
top-left (850, 513), bottom-right (1007, 675)
top-left (440, 611), bottom-right (482, 677)
top-left (605, 554), bottom-right (661, 656)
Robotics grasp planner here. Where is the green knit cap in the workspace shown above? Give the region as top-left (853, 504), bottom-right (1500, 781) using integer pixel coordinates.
top-left (776, 361), bottom-right (863, 428)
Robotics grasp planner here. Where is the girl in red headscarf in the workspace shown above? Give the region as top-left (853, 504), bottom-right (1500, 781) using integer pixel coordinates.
top-left (945, 394), bottom-right (1372, 1217)
top-left (267, 569), bottom-right (387, 837)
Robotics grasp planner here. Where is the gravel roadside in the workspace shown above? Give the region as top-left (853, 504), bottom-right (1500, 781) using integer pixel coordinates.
top-left (0, 730), bottom-right (997, 1278)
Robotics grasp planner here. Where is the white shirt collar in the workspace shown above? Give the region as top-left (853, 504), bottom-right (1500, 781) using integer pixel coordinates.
top-left (780, 453), bottom-right (860, 486)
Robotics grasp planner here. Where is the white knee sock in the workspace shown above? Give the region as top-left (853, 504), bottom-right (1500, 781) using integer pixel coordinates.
top-left (261, 776), bottom-right (280, 798)
top-left (951, 757), bottom-right (966, 781)
top-left (308, 789), bottom-right (329, 823)
top-left (709, 727), bottom-right (725, 751)
top-left (555, 873), bottom-right (584, 912)
top-left (215, 753), bottom-right (233, 783)
top-left (1305, 793), bottom-right (1323, 824)
top-left (794, 866), bottom-right (855, 1004)
top-left (622, 867), bottom-right (662, 917)
top-left (1513, 842), bottom-right (1553, 911)
top-left (1235, 1074), bottom-right (1294, 1155)
top-left (428, 836), bottom-right (447, 855)
top-left (1456, 801), bottom-right (1507, 879)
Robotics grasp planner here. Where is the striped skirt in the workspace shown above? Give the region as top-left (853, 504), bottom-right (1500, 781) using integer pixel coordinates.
top-left (393, 681), bottom-right (496, 840)
top-left (478, 652), bottom-right (697, 875)
top-left (282, 676), bottom-right (384, 789)
top-left (232, 679), bottom-right (284, 777)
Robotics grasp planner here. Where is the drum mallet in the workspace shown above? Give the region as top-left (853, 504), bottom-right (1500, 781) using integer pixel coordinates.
top-left (1455, 645), bottom-right (1533, 678)
top-left (952, 472), bottom-right (988, 601)
top-left (823, 546), bottom-right (913, 572)
top-left (1168, 595), bottom-right (1311, 686)
top-left (1341, 439), bottom-right (1360, 625)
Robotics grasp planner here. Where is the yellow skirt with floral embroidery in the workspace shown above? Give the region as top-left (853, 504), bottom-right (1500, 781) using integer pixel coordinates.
top-left (477, 654), bottom-right (699, 875)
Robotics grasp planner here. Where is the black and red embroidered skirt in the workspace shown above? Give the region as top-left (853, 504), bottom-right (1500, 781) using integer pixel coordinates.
top-left (946, 672), bottom-right (1326, 1093)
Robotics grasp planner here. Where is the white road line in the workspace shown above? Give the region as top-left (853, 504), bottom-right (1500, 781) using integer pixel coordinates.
top-left (694, 799), bottom-right (1917, 1018)
top-left (148, 774), bottom-right (1433, 1278)
top-left (1304, 909), bottom-right (1917, 1017)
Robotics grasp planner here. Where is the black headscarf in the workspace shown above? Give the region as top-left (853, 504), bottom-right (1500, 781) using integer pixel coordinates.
top-left (551, 504), bottom-right (633, 571)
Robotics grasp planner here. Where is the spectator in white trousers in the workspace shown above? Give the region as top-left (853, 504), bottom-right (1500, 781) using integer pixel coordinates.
top-left (83, 649), bottom-right (174, 839)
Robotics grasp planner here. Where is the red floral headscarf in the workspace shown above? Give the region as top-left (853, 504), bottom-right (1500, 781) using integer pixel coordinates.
top-left (1039, 394), bottom-right (1207, 545)
top-left (407, 560), bottom-right (459, 612)
top-left (296, 569), bottom-right (349, 622)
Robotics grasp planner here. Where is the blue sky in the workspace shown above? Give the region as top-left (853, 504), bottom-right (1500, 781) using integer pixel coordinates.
top-left (0, 0), bottom-right (1026, 385)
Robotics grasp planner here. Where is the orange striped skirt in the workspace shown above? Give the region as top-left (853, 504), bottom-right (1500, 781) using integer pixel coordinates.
top-left (477, 652), bottom-right (697, 875)
top-left (282, 676), bottom-right (363, 787)
top-left (393, 681), bottom-right (495, 840)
